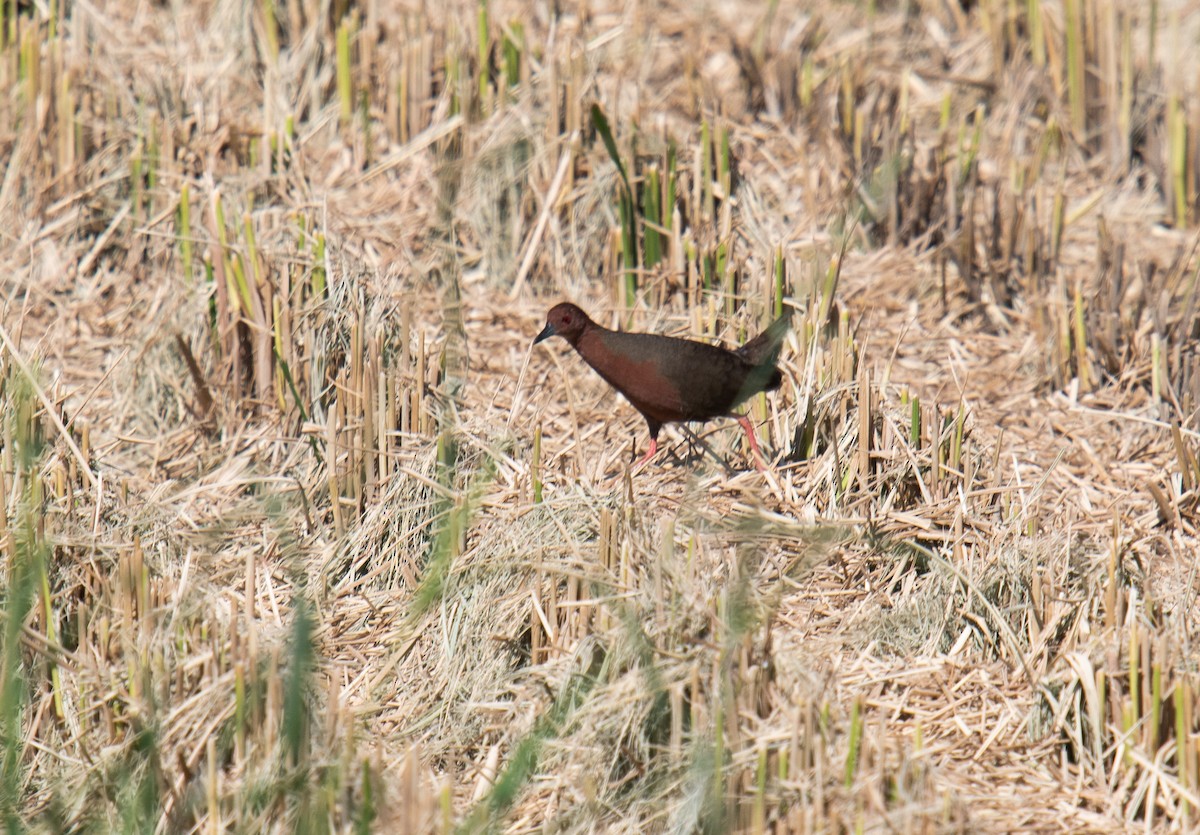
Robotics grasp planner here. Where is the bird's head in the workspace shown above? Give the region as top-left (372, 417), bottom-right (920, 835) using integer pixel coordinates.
top-left (534, 302), bottom-right (590, 346)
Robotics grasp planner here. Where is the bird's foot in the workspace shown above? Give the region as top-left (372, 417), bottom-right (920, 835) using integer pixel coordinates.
top-left (736, 415), bottom-right (770, 473)
top-left (632, 437), bottom-right (658, 470)
top-left (605, 438), bottom-right (658, 485)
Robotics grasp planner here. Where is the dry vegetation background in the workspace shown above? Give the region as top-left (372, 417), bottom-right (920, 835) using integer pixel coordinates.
top-left (4, 0), bottom-right (1200, 831)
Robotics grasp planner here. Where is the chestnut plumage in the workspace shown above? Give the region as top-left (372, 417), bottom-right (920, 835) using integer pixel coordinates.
top-left (534, 303), bottom-right (789, 468)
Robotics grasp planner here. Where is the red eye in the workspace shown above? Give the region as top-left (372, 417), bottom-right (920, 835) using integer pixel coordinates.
top-left (563, 314), bottom-right (572, 325)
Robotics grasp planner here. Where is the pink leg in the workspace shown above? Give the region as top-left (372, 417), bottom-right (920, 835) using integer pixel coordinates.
top-left (633, 436), bottom-right (658, 468)
top-left (736, 415), bottom-right (769, 471)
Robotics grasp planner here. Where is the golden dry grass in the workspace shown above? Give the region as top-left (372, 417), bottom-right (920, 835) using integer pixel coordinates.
top-left (3, 0), bottom-right (1200, 832)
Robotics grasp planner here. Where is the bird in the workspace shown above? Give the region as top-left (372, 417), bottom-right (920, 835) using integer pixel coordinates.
top-left (533, 302), bottom-right (789, 469)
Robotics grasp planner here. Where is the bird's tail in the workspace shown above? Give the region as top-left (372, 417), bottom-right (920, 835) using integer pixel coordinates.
top-left (736, 313), bottom-right (791, 367)
top-left (734, 312), bottom-right (791, 398)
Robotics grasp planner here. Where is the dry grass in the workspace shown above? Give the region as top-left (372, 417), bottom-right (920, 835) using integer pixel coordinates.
top-left (3, 0), bottom-right (1200, 831)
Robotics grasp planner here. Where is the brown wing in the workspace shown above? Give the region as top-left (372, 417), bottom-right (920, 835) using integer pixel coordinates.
top-left (576, 329), bottom-right (765, 423)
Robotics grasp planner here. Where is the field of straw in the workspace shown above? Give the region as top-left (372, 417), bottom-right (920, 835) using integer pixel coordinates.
top-left (3, 0), bottom-right (1200, 831)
